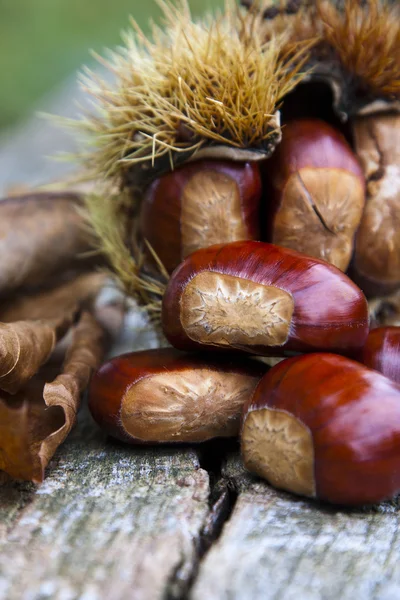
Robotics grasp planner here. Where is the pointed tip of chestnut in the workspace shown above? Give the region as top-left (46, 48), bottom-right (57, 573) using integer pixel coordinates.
top-left (262, 118), bottom-right (365, 272)
top-left (162, 241), bottom-right (369, 358)
top-left (241, 353), bottom-right (400, 506)
top-left (88, 348), bottom-right (266, 444)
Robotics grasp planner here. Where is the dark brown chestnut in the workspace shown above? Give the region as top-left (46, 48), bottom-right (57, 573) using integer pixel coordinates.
top-left (162, 241), bottom-right (369, 357)
top-left (88, 348), bottom-right (266, 444)
top-left (362, 326), bottom-right (400, 384)
top-left (140, 160), bottom-right (261, 273)
top-left (241, 353), bottom-right (400, 505)
top-left (262, 118), bottom-right (365, 271)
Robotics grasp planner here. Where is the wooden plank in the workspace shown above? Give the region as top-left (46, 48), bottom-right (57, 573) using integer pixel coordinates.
top-left (0, 412), bottom-right (210, 600)
top-left (191, 453), bottom-right (400, 600)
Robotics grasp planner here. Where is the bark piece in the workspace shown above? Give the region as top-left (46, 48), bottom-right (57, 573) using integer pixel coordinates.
top-left (0, 312), bottom-right (106, 483)
top-left (0, 192), bottom-right (98, 297)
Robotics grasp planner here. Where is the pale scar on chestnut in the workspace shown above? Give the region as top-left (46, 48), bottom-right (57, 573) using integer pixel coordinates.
top-left (274, 167), bottom-right (365, 272)
top-left (121, 369), bottom-right (259, 442)
top-left (242, 408), bottom-right (316, 498)
top-left (181, 171), bottom-right (249, 258)
top-left (180, 271), bottom-right (294, 348)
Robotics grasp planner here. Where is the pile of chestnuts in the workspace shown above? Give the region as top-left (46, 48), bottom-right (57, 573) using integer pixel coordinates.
top-left (88, 114), bottom-right (400, 508)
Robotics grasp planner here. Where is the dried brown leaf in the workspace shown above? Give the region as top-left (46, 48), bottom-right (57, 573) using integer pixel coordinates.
top-left (0, 272), bottom-right (107, 323)
top-left (0, 312), bottom-right (106, 483)
top-left (0, 381), bottom-right (63, 482)
top-left (0, 192), bottom-right (99, 298)
top-left (0, 314), bottom-right (75, 395)
top-left (40, 312), bottom-right (105, 471)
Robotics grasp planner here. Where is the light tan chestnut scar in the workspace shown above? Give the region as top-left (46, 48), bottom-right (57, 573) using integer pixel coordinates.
top-left (242, 408), bottom-right (316, 497)
top-left (121, 369), bottom-right (259, 442)
top-left (180, 271), bottom-right (294, 347)
top-left (353, 114), bottom-right (400, 283)
top-left (181, 171), bottom-right (248, 258)
top-left (274, 168), bottom-right (364, 271)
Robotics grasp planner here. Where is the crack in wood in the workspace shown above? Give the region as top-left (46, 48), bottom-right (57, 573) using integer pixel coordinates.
top-left (167, 440), bottom-right (240, 600)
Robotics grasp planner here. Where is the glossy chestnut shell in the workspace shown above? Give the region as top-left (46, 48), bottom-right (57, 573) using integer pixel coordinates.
top-left (89, 348), bottom-right (266, 444)
top-left (140, 160), bottom-right (261, 273)
top-left (162, 240), bottom-right (369, 357)
top-left (362, 326), bottom-right (400, 384)
top-left (241, 353), bottom-right (400, 505)
top-left (262, 118), bottom-right (365, 272)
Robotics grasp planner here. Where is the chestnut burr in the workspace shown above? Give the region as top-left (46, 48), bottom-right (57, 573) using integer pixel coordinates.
top-left (88, 348), bottom-right (266, 444)
top-left (140, 160), bottom-right (261, 273)
top-left (362, 326), bottom-right (400, 384)
top-left (262, 118), bottom-right (365, 271)
top-left (241, 353), bottom-right (400, 506)
top-left (162, 240), bottom-right (369, 357)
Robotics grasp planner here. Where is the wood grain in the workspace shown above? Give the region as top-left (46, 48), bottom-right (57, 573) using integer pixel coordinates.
top-left (191, 453), bottom-right (400, 600)
top-left (0, 413), bottom-right (210, 600)
top-left (2, 76), bottom-right (400, 600)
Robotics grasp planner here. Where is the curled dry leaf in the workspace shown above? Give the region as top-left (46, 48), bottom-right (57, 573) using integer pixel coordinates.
top-left (0, 272), bottom-right (107, 323)
top-left (0, 271), bottom-right (118, 482)
top-left (40, 312), bottom-right (106, 475)
top-left (0, 192), bottom-right (99, 298)
top-left (0, 376), bottom-right (64, 482)
top-left (0, 312), bottom-right (106, 483)
top-left (0, 272), bottom-right (109, 365)
top-left (0, 313), bottom-right (75, 395)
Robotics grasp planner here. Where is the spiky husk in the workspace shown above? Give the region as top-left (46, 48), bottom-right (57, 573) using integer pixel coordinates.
top-left (76, 0), bottom-right (312, 190)
top-left (243, 0), bottom-right (400, 113)
top-left (77, 0), bottom-right (313, 312)
top-left (84, 190), bottom-right (168, 323)
top-left (318, 0), bottom-right (400, 100)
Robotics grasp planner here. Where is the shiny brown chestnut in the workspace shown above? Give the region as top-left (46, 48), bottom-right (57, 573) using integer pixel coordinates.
top-left (140, 160), bottom-right (261, 273)
top-left (162, 240), bottom-right (369, 357)
top-left (352, 113), bottom-right (400, 295)
top-left (241, 353), bottom-right (400, 505)
top-left (88, 348), bottom-right (266, 444)
top-left (362, 326), bottom-right (400, 384)
top-left (262, 118), bottom-right (365, 271)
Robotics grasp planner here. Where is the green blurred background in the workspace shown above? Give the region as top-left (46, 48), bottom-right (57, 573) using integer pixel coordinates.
top-left (0, 0), bottom-right (223, 131)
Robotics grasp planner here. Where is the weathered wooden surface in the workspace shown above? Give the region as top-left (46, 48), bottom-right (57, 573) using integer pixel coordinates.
top-left (2, 79), bottom-right (400, 600)
top-left (192, 454), bottom-right (400, 600)
top-left (0, 411), bottom-right (211, 600)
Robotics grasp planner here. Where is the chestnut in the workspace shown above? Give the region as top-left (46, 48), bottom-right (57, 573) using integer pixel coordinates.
top-left (241, 353), bottom-right (400, 505)
top-left (352, 113), bottom-right (400, 295)
top-left (262, 118), bottom-right (365, 272)
top-left (140, 160), bottom-right (261, 273)
top-left (162, 240), bottom-right (369, 357)
top-left (88, 348), bottom-right (266, 444)
top-left (362, 327), bottom-right (400, 384)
